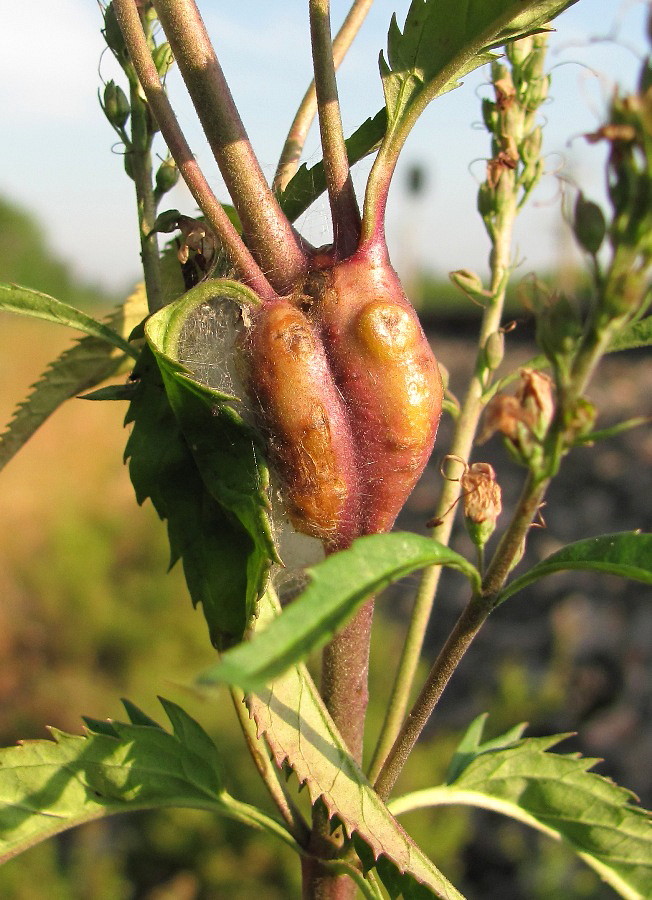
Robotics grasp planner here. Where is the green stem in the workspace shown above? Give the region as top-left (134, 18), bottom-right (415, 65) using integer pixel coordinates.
top-left (125, 32), bottom-right (164, 313)
top-left (368, 204), bottom-right (516, 782)
top-left (152, 0), bottom-right (308, 291)
top-left (373, 593), bottom-right (493, 800)
top-left (274, 0), bottom-right (374, 193)
top-left (309, 0), bottom-right (361, 257)
top-left (113, 0), bottom-right (277, 302)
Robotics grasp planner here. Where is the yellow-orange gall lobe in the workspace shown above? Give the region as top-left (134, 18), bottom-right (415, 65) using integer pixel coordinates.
top-left (355, 301), bottom-right (420, 361)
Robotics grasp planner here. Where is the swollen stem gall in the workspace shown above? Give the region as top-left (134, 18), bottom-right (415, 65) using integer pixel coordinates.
top-left (242, 243), bottom-right (443, 549)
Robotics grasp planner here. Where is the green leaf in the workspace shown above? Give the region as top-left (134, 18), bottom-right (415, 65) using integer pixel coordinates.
top-left (124, 345), bottom-right (260, 647)
top-left (245, 590), bottom-right (465, 900)
top-left (609, 315), bottom-right (652, 352)
top-left (0, 286), bottom-right (147, 472)
top-left (0, 282), bottom-right (138, 359)
top-left (0, 699), bottom-right (298, 864)
top-left (444, 714), bottom-right (527, 784)
top-left (379, 0), bottom-right (577, 147)
top-left (144, 283), bottom-right (278, 635)
top-left (199, 533), bottom-right (480, 692)
top-left (278, 110), bottom-right (387, 222)
top-left (390, 728), bottom-right (652, 900)
top-left (498, 532), bottom-right (652, 605)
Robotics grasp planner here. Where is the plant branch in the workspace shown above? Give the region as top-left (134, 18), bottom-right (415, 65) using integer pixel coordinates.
top-left (309, 0), bottom-right (361, 258)
top-left (274, 0), bottom-right (374, 194)
top-left (152, 0), bottom-right (308, 291)
top-left (128, 81), bottom-right (164, 313)
top-left (373, 591), bottom-right (493, 800)
top-left (113, 0), bottom-right (277, 302)
top-left (368, 208), bottom-right (516, 783)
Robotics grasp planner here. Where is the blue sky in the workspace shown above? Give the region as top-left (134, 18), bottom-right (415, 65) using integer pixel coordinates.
top-left (1, 0), bottom-right (649, 295)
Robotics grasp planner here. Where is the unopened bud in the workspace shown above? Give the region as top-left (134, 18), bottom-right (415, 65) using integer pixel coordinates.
top-left (574, 193), bottom-right (606, 255)
top-left (152, 42), bottom-right (174, 76)
top-left (103, 3), bottom-right (128, 62)
top-left (450, 269), bottom-right (488, 299)
top-left (155, 157), bottom-right (179, 195)
top-left (462, 463), bottom-right (502, 548)
top-left (482, 97), bottom-right (498, 132)
top-left (103, 80), bottom-right (130, 129)
top-left (484, 331), bottom-right (505, 370)
top-left (506, 35), bottom-right (534, 68)
top-left (520, 126), bottom-right (542, 166)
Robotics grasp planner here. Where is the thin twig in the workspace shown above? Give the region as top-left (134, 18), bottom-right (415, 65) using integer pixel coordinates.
top-left (113, 0), bottom-right (277, 301)
top-left (274, 0), bottom-right (374, 193)
top-left (309, 0), bottom-right (361, 258)
top-left (152, 0), bottom-right (307, 291)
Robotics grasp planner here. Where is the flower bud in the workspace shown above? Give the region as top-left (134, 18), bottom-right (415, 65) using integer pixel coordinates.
top-left (505, 35), bottom-right (534, 68)
top-left (484, 331), bottom-right (505, 370)
top-left (152, 42), bottom-right (174, 76)
top-left (520, 126), bottom-right (542, 166)
top-left (155, 157), bottom-right (179, 195)
top-left (102, 3), bottom-right (129, 63)
top-left (462, 463), bottom-right (502, 548)
top-left (482, 98), bottom-right (498, 132)
top-left (574, 193), bottom-right (606, 255)
top-left (103, 80), bottom-right (130, 130)
top-left (450, 269), bottom-right (488, 299)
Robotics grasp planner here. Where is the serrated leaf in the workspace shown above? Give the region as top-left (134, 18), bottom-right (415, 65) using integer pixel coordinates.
top-left (0, 282), bottom-right (138, 358)
top-left (278, 110), bottom-right (387, 222)
top-left (0, 699), bottom-right (298, 865)
top-left (390, 733), bottom-right (652, 899)
top-left (125, 345), bottom-right (260, 646)
top-left (144, 282), bottom-right (278, 639)
top-left (245, 589), bottom-right (464, 900)
top-left (380, 0), bottom-right (577, 145)
top-left (200, 533), bottom-right (480, 692)
top-left (0, 286), bottom-right (147, 472)
top-left (444, 714), bottom-right (527, 784)
top-left (609, 316), bottom-right (652, 352)
top-left (498, 532), bottom-right (652, 605)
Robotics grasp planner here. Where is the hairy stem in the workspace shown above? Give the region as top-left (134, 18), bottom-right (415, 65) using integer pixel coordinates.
top-left (368, 217), bottom-right (515, 781)
top-left (274, 0), bottom-right (374, 193)
top-left (152, 0), bottom-right (307, 290)
top-left (374, 592), bottom-right (493, 800)
top-left (306, 598), bottom-right (374, 900)
top-left (309, 0), bottom-right (361, 257)
top-left (121, 8), bottom-right (163, 313)
top-left (113, 0), bottom-right (277, 301)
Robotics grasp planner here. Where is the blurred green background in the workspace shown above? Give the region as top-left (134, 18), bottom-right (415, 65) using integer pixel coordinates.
top-left (0, 196), bottom-right (627, 899)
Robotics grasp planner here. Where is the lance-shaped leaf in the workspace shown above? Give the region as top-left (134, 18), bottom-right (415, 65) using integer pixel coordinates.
top-left (0, 699), bottom-right (297, 864)
top-left (124, 344), bottom-right (262, 647)
top-left (0, 286), bottom-right (147, 472)
top-left (245, 589), bottom-right (464, 900)
top-left (278, 110), bottom-right (387, 222)
top-left (0, 283), bottom-right (138, 358)
top-left (497, 532), bottom-right (652, 605)
top-left (379, 0), bottom-right (577, 150)
top-left (145, 283), bottom-right (278, 554)
top-left (200, 532), bottom-right (479, 692)
top-left (390, 718), bottom-right (652, 900)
